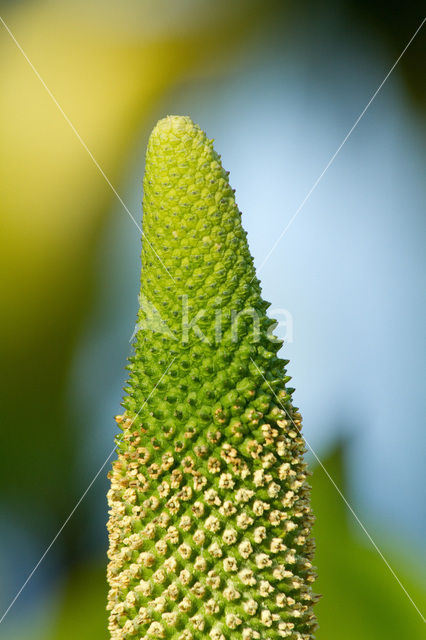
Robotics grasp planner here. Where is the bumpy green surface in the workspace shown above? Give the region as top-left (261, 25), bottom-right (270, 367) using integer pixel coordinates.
top-left (107, 116), bottom-right (318, 640)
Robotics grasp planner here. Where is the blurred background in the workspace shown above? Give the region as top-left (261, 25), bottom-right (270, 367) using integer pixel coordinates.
top-left (0, 1), bottom-right (425, 638)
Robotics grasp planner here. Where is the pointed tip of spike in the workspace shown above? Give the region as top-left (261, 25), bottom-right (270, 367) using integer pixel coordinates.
top-left (151, 115), bottom-right (197, 139)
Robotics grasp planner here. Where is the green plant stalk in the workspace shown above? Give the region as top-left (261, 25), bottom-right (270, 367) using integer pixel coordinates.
top-left (106, 116), bottom-right (318, 640)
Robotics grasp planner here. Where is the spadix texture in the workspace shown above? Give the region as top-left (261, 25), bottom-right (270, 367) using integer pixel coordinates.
top-left (107, 116), bottom-right (318, 640)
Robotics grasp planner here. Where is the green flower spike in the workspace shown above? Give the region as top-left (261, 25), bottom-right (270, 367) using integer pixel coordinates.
top-left (106, 116), bottom-right (318, 640)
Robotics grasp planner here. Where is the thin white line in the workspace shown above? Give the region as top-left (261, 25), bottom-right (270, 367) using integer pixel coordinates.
top-left (0, 356), bottom-right (176, 624)
top-left (250, 356), bottom-right (426, 623)
top-left (255, 17), bottom-right (426, 277)
top-left (0, 16), bottom-right (175, 284)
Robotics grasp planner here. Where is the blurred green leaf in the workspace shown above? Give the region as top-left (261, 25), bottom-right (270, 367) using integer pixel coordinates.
top-left (312, 444), bottom-right (426, 638)
top-left (47, 563), bottom-right (108, 640)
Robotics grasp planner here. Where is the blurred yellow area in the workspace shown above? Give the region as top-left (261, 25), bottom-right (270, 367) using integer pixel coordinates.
top-left (0, 0), bottom-right (263, 349)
